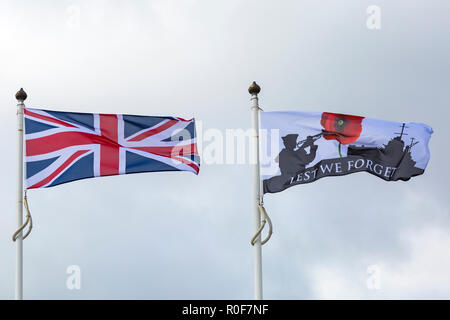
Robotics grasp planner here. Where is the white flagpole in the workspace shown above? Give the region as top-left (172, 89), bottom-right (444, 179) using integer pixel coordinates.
top-left (249, 81), bottom-right (263, 300)
top-left (15, 88), bottom-right (27, 300)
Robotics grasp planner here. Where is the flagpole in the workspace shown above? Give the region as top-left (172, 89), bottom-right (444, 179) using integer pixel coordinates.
top-left (249, 81), bottom-right (263, 300)
top-left (15, 88), bottom-right (27, 300)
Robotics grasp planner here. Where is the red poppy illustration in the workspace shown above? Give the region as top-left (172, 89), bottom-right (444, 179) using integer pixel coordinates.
top-left (320, 112), bottom-right (364, 157)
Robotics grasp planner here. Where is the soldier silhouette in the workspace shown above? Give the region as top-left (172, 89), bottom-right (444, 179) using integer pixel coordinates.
top-left (263, 133), bottom-right (319, 194)
top-left (277, 134), bottom-right (318, 176)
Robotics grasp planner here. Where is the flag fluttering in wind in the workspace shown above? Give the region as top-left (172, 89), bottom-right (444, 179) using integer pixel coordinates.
top-left (260, 111), bottom-right (433, 194)
top-left (24, 108), bottom-right (200, 189)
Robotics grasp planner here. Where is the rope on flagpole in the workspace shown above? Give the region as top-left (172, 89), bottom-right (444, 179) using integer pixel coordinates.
top-left (251, 201), bottom-right (273, 246)
top-left (12, 191), bottom-right (33, 242)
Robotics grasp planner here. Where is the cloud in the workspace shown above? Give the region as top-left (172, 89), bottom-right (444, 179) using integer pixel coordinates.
top-left (310, 226), bottom-right (450, 299)
top-left (0, 0), bottom-right (449, 299)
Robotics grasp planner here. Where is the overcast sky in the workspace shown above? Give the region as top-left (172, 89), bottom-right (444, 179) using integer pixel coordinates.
top-left (1, 0), bottom-right (449, 299)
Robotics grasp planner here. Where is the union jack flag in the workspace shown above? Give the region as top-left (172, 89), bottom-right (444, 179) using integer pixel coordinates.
top-left (24, 108), bottom-right (200, 189)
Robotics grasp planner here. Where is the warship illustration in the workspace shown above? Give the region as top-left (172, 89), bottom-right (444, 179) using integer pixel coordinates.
top-left (347, 123), bottom-right (423, 178)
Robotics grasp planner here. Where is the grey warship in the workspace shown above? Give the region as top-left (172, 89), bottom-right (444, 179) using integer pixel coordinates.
top-left (347, 123), bottom-right (424, 179)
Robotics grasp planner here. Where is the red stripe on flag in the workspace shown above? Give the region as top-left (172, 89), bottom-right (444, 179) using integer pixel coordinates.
top-left (99, 114), bottom-right (120, 176)
top-left (26, 131), bottom-right (108, 156)
top-left (130, 143), bottom-right (197, 158)
top-left (29, 150), bottom-right (90, 189)
top-left (128, 120), bottom-right (178, 142)
top-left (173, 156), bottom-right (200, 174)
top-left (24, 109), bottom-right (77, 128)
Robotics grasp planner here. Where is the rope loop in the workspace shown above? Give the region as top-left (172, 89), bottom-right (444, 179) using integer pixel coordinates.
top-left (12, 192), bottom-right (33, 242)
top-left (250, 204), bottom-right (273, 246)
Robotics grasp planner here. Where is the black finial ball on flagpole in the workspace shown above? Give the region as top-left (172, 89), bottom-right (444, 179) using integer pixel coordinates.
top-left (248, 81), bottom-right (261, 95)
top-left (15, 88), bottom-right (27, 102)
